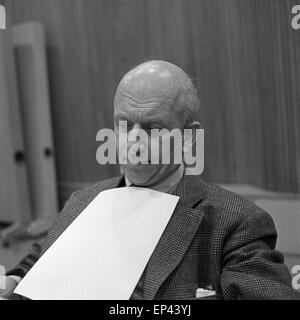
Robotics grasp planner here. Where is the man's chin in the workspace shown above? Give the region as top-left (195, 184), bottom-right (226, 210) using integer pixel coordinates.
top-left (122, 163), bottom-right (159, 186)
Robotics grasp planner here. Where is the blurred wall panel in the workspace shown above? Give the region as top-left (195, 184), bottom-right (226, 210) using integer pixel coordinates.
top-left (0, 30), bottom-right (31, 224)
top-left (5, 0), bottom-right (300, 193)
top-left (12, 22), bottom-right (58, 232)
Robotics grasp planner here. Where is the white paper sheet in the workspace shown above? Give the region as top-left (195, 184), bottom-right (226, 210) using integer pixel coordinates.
top-left (15, 187), bottom-right (179, 300)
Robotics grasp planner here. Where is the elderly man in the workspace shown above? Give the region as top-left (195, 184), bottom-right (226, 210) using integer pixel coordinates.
top-left (1, 60), bottom-right (300, 300)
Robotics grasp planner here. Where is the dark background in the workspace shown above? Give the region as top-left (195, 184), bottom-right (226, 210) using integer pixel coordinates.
top-left (3, 0), bottom-right (300, 194)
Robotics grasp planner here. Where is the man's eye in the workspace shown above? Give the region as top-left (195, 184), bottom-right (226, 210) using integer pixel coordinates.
top-left (127, 123), bottom-right (133, 130)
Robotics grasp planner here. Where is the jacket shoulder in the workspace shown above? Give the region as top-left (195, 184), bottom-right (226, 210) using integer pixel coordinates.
top-left (197, 179), bottom-right (273, 228)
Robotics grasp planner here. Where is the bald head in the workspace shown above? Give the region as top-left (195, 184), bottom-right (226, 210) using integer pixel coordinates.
top-left (117, 60), bottom-right (186, 102)
top-left (115, 60), bottom-right (200, 124)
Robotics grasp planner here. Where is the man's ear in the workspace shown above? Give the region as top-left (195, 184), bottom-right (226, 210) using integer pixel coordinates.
top-left (183, 121), bottom-right (202, 153)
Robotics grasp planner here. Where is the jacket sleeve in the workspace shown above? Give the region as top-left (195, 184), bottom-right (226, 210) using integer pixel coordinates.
top-left (6, 191), bottom-right (79, 279)
top-left (220, 209), bottom-right (300, 299)
top-left (6, 242), bottom-right (43, 278)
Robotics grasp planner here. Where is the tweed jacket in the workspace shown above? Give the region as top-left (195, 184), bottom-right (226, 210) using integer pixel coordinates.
top-left (8, 174), bottom-right (300, 300)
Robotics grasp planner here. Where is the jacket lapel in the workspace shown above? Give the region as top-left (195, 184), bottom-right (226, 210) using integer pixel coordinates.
top-left (142, 174), bottom-right (206, 300)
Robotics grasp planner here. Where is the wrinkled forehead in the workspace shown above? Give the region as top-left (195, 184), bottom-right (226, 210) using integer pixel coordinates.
top-left (115, 61), bottom-right (186, 104)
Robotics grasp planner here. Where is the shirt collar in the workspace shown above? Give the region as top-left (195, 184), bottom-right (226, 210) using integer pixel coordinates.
top-left (125, 165), bottom-right (184, 194)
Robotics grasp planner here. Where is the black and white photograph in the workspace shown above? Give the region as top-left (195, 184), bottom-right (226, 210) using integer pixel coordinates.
top-left (0, 0), bottom-right (300, 305)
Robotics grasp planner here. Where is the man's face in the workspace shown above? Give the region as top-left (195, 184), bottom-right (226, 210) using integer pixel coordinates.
top-left (114, 94), bottom-right (184, 186)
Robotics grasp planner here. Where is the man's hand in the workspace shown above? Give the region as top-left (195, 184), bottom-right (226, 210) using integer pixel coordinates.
top-left (0, 276), bottom-right (19, 300)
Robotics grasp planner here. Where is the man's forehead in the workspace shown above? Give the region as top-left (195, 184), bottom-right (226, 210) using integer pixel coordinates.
top-left (115, 100), bottom-right (170, 117)
top-left (114, 93), bottom-right (182, 127)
